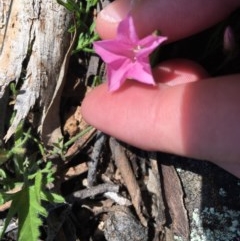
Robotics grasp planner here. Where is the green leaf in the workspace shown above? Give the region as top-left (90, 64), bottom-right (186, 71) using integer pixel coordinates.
top-left (0, 150), bottom-right (9, 165)
top-left (0, 192), bottom-right (11, 205)
top-left (34, 171), bottom-right (42, 203)
top-left (41, 190), bottom-right (65, 203)
top-left (17, 186), bottom-right (46, 241)
top-left (0, 183), bottom-right (47, 241)
top-left (57, 0), bottom-right (79, 12)
top-left (0, 168), bottom-right (7, 179)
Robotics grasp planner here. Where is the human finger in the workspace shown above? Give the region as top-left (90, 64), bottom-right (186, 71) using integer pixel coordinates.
top-left (96, 0), bottom-right (238, 40)
top-left (82, 60), bottom-right (240, 178)
top-left (81, 59), bottom-right (208, 151)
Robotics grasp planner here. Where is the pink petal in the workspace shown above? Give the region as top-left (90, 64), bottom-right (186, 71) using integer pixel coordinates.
top-left (139, 35), bottom-right (167, 48)
top-left (94, 41), bottom-right (134, 63)
top-left (137, 36), bottom-right (168, 58)
top-left (126, 61), bottom-right (156, 85)
top-left (117, 15), bottom-right (139, 44)
top-left (107, 60), bottom-right (130, 91)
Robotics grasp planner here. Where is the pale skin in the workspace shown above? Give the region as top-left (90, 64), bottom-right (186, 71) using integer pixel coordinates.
top-left (82, 0), bottom-right (240, 178)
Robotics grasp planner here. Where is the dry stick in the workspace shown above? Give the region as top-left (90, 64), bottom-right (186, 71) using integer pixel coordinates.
top-left (0, 90), bottom-right (8, 141)
top-left (0, 201), bottom-right (11, 212)
top-left (161, 164), bottom-right (190, 239)
top-left (64, 126), bottom-right (96, 161)
top-left (104, 192), bottom-right (132, 206)
top-left (66, 183), bottom-right (120, 202)
top-left (0, 186), bottom-right (22, 212)
top-left (87, 131), bottom-right (107, 186)
top-left (64, 162), bottom-right (88, 181)
top-left (147, 152), bottom-right (166, 238)
top-left (109, 137), bottom-right (148, 227)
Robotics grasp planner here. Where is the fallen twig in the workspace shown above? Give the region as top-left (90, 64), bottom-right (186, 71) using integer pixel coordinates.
top-left (104, 192), bottom-right (131, 206)
top-left (0, 200), bottom-right (11, 212)
top-left (161, 164), bottom-right (190, 239)
top-left (0, 186), bottom-right (22, 212)
top-left (64, 126), bottom-right (96, 160)
top-left (147, 152), bottom-right (166, 234)
top-left (66, 183), bottom-right (120, 202)
top-left (109, 137), bottom-right (148, 227)
top-left (64, 162), bottom-right (88, 180)
top-left (87, 131), bottom-right (107, 186)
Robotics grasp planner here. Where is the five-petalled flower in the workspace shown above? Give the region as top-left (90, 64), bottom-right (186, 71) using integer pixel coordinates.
top-left (93, 15), bottom-right (167, 91)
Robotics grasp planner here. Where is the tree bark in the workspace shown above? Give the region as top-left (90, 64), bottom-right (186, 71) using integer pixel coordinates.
top-left (0, 0), bottom-right (72, 142)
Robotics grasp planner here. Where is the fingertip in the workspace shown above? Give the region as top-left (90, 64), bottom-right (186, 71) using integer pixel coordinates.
top-left (81, 59), bottom-right (209, 152)
top-left (95, 0), bottom-right (131, 39)
top-left (81, 83), bottom-right (108, 125)
top-left (95, 14), bottom-right (118, 40)
top-left (153, 59), bottom-right (209, 86)
top-left (82, 59), bottom-right (209, 126)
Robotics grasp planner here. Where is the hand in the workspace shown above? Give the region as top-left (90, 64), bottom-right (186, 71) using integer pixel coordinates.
top-left (82, 0), bottom-right (240, 177)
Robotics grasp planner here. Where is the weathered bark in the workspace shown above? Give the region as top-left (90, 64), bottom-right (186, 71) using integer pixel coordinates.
top-left (0, 0), bottom-right (72, 142)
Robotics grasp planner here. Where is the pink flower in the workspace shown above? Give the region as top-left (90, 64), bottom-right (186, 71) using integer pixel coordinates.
top-left (93, 15), bottom-right (167, 91)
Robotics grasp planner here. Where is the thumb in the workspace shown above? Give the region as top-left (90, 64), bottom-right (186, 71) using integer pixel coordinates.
top-left (96, 0), bottom-right (237, 40)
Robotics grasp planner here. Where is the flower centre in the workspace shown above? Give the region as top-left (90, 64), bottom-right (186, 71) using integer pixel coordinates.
top-left (132, 45), bottom-right (142, 61)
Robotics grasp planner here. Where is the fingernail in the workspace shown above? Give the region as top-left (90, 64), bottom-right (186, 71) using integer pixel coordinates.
top-left (99, 0), bottom-right (133, 23)
top-left (223, 26), bottom-right (236, 54)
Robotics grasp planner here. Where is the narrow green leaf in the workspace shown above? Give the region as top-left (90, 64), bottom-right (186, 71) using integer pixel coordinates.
top-left (0, 150), bottom-right (9, 165)
top-left (41, 190), bottom-right (65, 204)
top-left (34, 171), bottom-right (42, 203)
